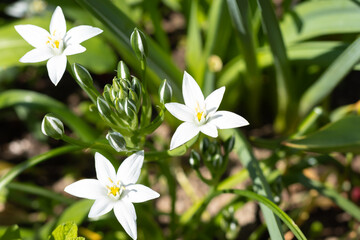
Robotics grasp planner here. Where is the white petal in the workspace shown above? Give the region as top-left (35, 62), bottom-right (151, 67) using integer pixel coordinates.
top-left (205, 87), bottom-right (225, 115)
top-left (50, 6), bottom-right (66, 37)
top-left (209, 111), bottom-right (249, 129)
top-left (165, 103), bottom-right (194, 122)
top-left (170, 122), bottom-right (199, 150)
top-left (63, 44), bottom-right (86, 56)
top-left (200, 123), bottom-right (218, 138)
top-left (114, 201), bottom-right (137, 240)
top-left (88, 197), bottom-right (115, 218)
top-left (182, 71), bottom-right (204, 109)
top-left (19, 48), bottom-right (54, 63)
top-left (126, 184), bottom-right (160, 203)
top-left (117, 151), bottom-right (144, 185)
top-left (95, 152), bottom-right (117, 186)
top-left (64, 179), bottom-right (106, 199)
top-left (65, 25), bottom-right (103, 45)
top-left (46, 54), bottom-right (67, 86)
top-left (15, 25), bottom-right (50, 48)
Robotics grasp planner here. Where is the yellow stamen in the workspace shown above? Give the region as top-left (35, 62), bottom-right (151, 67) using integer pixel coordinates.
top-left (108, 177), bottom-right (114, 183)
top-left (54, 40), bottom-right (60, 48)
top-left (196, 111), bottom-right (203, 121)
top-left (108, 185), bottom-right (120, 196)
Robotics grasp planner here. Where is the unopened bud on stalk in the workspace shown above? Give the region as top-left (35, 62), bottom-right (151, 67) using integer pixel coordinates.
top-left (189, 150), bottom-right (200, 169)
top-left (106, 131), bottom-right (126, 152)
top-left (97, 96), bottom-right (111, 118)
top-left (130, 28), bottom-right (148, 60)
top-left (224, 135), bottom-right (235, 154)
top-left (73, 63), bottom-right (93, 87)
top-left (41, 113), bottom-right (64, 140)
top-left (159, 79), bottom-right (172, 104)
top-left (212, 154), bottom-right (223, 169)
top-left (200, 137), bottom-right (210, 153)
top-left (117, 61), bottom-right (130, 80)
top-left (131, 76), bottom-right (142, 99)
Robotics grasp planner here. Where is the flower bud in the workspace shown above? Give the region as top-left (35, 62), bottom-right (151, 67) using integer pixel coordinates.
top-left (117, 61), bottom-right (130, 80)
top-left (212, 154), bottom-right (223, 169)
top-left (128, 89), bottom-right (140, 112)
top-left (97, 96), bottom-right (112, 118)
top-left (158, 79), bottom-right (172, 104)
top-left (72, 63), bottom-right (93, 87)
top-left (224, 135), bottom-right (235, 154)
top-left (106, 131), bottom-right (126, 152)
top-left (120, 78), bottom-right (131, 90)
top-left (103, 84), bottom-right (113, 104)
top-left (124, 98), bottom-right (137, 115)
top-left (200, 137), bottom-right (210, 153)
top-left (117, 84), bottom-right (128, 100)
top-left (189, 150), bottom-right (200, 169)
top-left (41, 113), bottom-right (64, 140)
top-left (130, 28), bottom-right (148, 60)
top-left (131, 76), bottom-right (142, 100)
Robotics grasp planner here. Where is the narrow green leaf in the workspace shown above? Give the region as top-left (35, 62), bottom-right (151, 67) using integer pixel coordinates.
top-left (0, 90), bottom-right (98, 141)
top-left (0, 146), bottom-right (80, 192)
top-left (284, 115), bottom-right (360, 154)
top-left (186, 0), bottom-right (204, 83)
top-left (56, 200), bottom-right (93, 226)
top-left (220, 129), bottom-right (285, 240)
top-left (299, 37), bottom-right (360, 116)
top-left (8, 182), bottom-right (74, 204)
top-left (227, 0), bottom-right (261, 121)
top-left (257, 0), bottom-right (295, 132)
top-left (281, 0), bottom-right (360, 44)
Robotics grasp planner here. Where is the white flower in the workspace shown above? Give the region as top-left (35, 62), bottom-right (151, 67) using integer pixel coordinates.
top-left (165, 71), bottom-right (249, 150)
top-left (64, 151), bottom-right (159, 240)
top-left (15, 6), bottom-right (103, 86)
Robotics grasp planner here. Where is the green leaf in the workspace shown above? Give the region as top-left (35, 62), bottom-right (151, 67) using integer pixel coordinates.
top-left (49, 222), bottom-right (84, 240)
top-left (0, 146), bottom-right (80, 192)
top-left (257, 0), bottom-right (295, 132)
top-left (284, 115), bottom-right (360, 153)
top-left (281, 0), bottom-right (360, 44)
top-left (56, 200), bottom-right (93, 226)
top-left (0, 225), bottom-right (21, 240)
top-left (299, 37), bottom-right (360, 116)
top-left (220, 129), bottom-right (284, 239)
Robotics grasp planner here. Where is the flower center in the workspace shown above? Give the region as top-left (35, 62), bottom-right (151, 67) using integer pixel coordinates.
top-left (46, 31), bottom-right (64, 53)
top-left (106, 178), bottom-right (124, 198)
top-left (195, 102), bottom-right (206, 124)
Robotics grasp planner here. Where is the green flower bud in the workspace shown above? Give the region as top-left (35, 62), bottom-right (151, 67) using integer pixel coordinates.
top-left (117, 61), bottom-right (130, 80)
top-left (115, 98), bottom-right (125, 114)
top-left (118, 84), bottom-right (128, 100)
top-left (103, 84), bottom-right (113, 104)
top-left (224, 135), bottom-right (235, 154)
top-left (106, 131), bottom-right (126, 152)
top-left (41, 113), bottom-right (64, 140)
top-left (125, 105), bottom-right (138, 130)
top-left (130, 28), bottom-right (148, 60)
top-left (189, 150), bottom-right (201, 169)
top-left (158, 79), bottom-right (172, 104)
top-left (112, 77), bottom-right (121, 92)
top-left (72, 63), bottom-right (93, 87)
top-left (97, 96), bottom-right (112, 118)
top-left (131, 76), bottom-right (142, 100)
top-left (128, 89), bottom-right (140, 112)
top-left (124, 98), bottom-right (137, 115)
top-left (120, 78), bottom-right (131, 90)
top-left (200, 137), bottom-right (210, 153)
top-left (212, 154), bottom-right (223, 169)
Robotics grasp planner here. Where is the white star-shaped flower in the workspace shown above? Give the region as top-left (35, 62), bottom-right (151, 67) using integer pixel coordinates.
top-left (15, 6), bottom-right (103, 85)
top-left (64, 151), bottom-right (159, 240)
top-left (165, 71), bottom-right (249, 150)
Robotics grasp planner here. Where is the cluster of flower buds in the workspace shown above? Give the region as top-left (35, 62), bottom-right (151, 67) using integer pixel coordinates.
top-left (189, 135), bottom-right (235, 184)
top-left (221, 206), bottom-right (240, 240)
top-left (97, 61), bottom-right (143, 133)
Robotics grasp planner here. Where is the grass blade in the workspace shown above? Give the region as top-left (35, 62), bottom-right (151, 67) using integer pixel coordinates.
top-left (220, 129), bottom-right (285, 240)
top-left (299, 37), bottom-right (360, 117)
top-left (257, 0), bottom-right (295, 132)
top-left (0, 146), bottom-right (80, 192)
